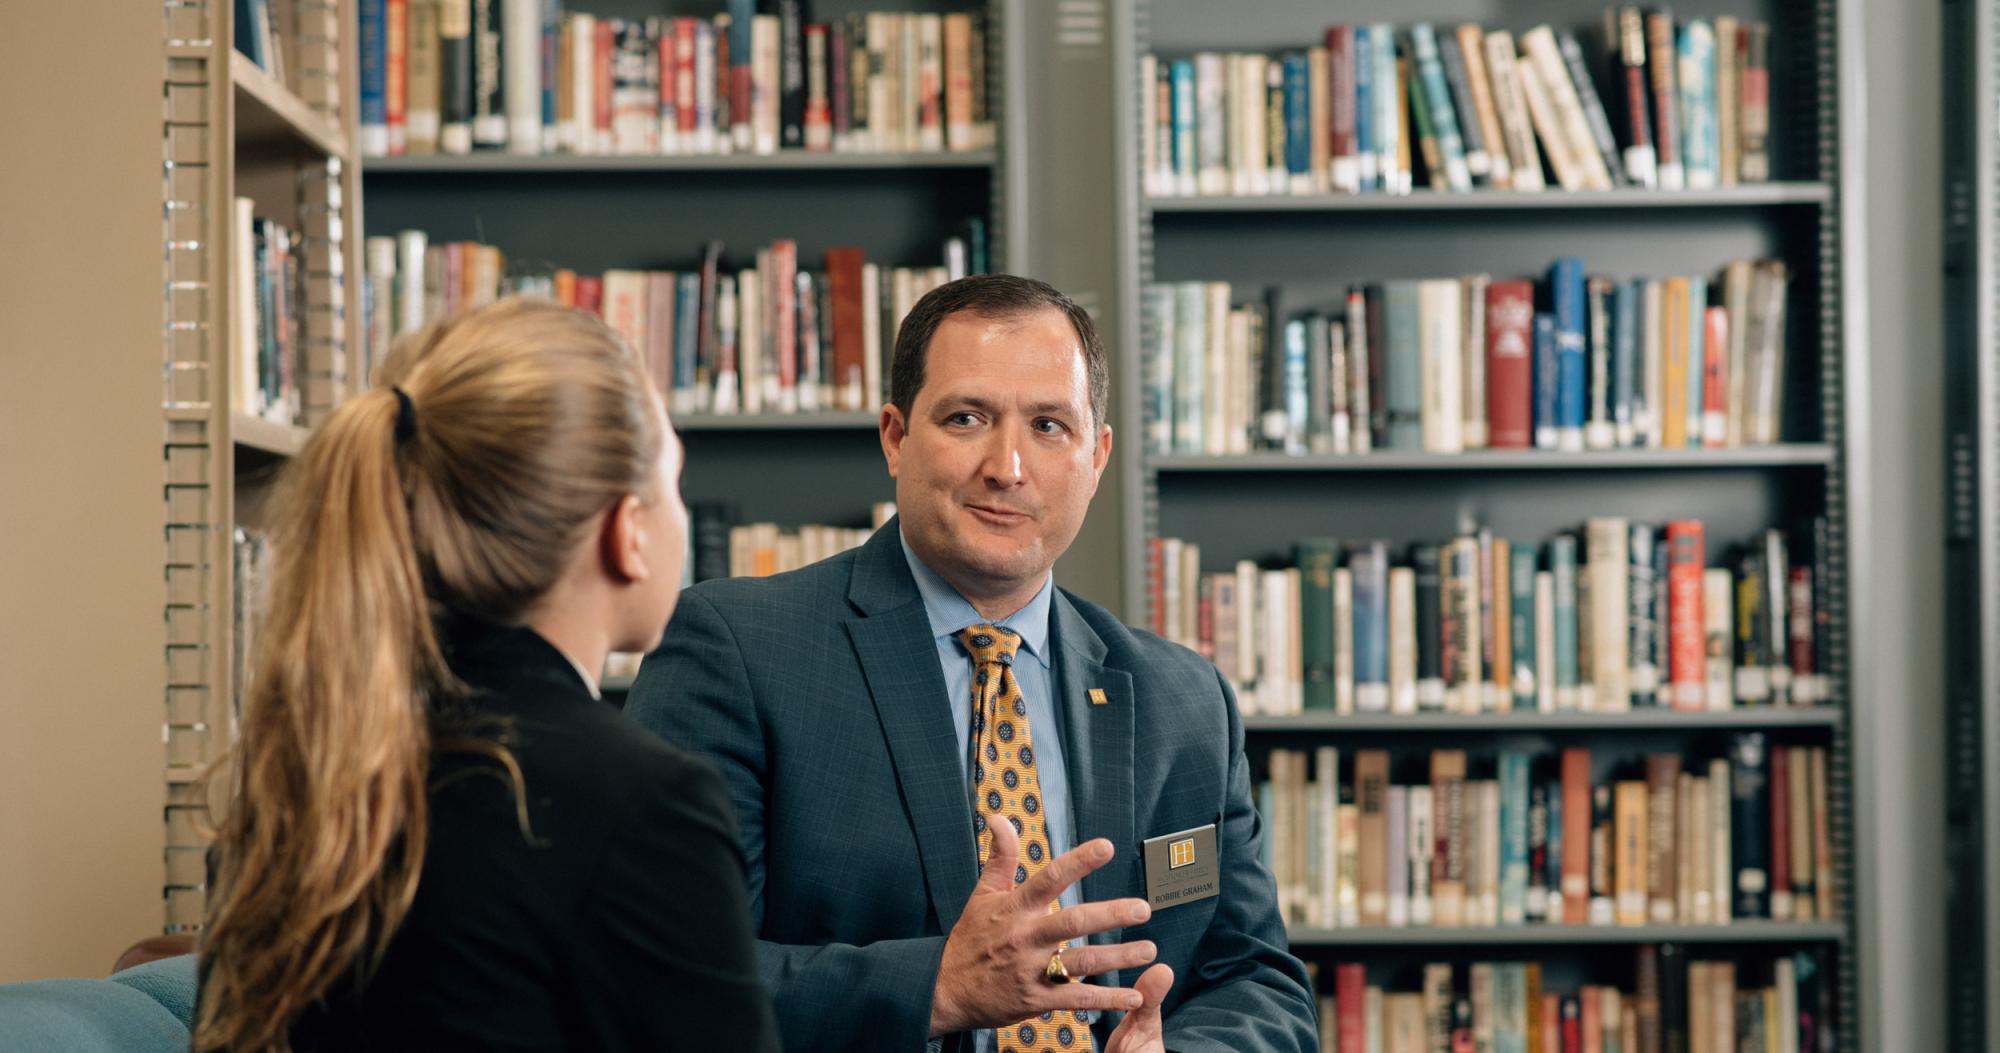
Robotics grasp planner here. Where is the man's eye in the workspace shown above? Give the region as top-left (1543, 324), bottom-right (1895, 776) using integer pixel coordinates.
top-left (1034, 418), bottom-right (1065, 434)
top-left (947, 412), bottom-right (979, 426)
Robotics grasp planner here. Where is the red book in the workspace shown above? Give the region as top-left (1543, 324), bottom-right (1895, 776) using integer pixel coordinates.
top-left (1485, 279), bottom-right (1535, 447)
top-left (676, 18), bottom-right (699, 135)
top-left (1336, 963), bottom-right (1367, 1053)
top-left (1561, 995), bottom-right (1582, 1053)
top-left (1666, 520), bottom-right (1707, 710)
top-left (1702, 306), bottom-right (1728, 446)
top-left (573, 275), bottom-right (604, 317)
top-left (1327, 26), bottom-right (1356, 189)
top-left (1561, 747), bottom-right (1592, 924)
top-left (656, 27), bottom-right (679, 140)
top-left (443, 242), bottom-right (465, 318)
top-left (804, 23), bottom-right (831, 148)
top-left (594, 20), bottom-right (614, 145)
top-left (824, 247), bottom-right (867, 410)
top-left (771, 240), bottom-right (799, 406)
top-left (387, 0), bottom-right (409, 154)
top-left (1770, 745), bottom-right (1792, 913)
top-left (1789, 565), bottom-right (1816, 688)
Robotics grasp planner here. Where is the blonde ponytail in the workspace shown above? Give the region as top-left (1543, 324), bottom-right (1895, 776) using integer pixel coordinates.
top-left (196, 299), bottom-right (662, 1052)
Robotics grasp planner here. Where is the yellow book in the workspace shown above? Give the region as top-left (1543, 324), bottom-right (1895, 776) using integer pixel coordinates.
top-left (1661, 277), bottom-right (1690, 448)
top-left (1614, 779), bottom-right (1650, 925)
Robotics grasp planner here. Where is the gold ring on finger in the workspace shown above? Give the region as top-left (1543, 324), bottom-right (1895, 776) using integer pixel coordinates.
top-left (1044, 947), bottom-right (1075, 984)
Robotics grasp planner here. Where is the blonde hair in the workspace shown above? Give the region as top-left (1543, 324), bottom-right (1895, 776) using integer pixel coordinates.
top-left (194, 298), bottom-right (664, 1052)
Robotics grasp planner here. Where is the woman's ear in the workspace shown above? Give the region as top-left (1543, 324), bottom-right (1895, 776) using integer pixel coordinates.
top-left (601, 494), bottom-right (648, 584)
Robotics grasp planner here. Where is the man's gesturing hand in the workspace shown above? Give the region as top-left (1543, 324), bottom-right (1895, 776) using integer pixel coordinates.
top-left (929, 815), bottom-right (1161, 1038)
top-left (1103, 963), bottom-right (1175, 1053)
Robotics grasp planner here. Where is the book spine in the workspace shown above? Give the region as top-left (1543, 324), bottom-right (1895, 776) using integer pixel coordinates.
top-left (1702, 305), bottom-right (1729, 446)
top-left (1437, 30), bottom-right (1490, 186)
top-left (1334, 566), bottom-right (1354, 713)
top-left (1510, 544), bottom-right (1538, 711)
top-left (1617, 7), bottom-right (1658, 187)
top-left (1770, 744), bottom-right (1795, 919)
top-left (1414, 544), bottom-right (1446, 711)
top-left (1484, 31), bottom-right (1544, 190)
top-left (1374, 25), bottom-right (1403, 193)
top-left (1526, 780), bottom-right (1550, 922)
top-left (1357, 749), bottom-right (1388, 925)
top-left (502, 0), bottom-right (540, 153)
top-left (1612, 279), bottom-right (1639, 446)
top-left (1353, 28), bottom-right (1377, 190)
top-left (1550, 258), bottom-right (1587, 451)
top-left (1500, 750), bottom-right (1530, 925)
top-left (471, 0), bottom-right (506, 147)
top-left (361, 0), bottom-right (390, 155)
top-left (1645, 755), bottom-right (1682, 922)
top-left (1551, 534), bottom-right (1580, 709)
top-left (1628, 522), bottom-right (1658, 707)
top-left (1559, 746), bottom-right (1590, 924)
top-left (1677, 21), bottom-right (1719, 188)
top-left (1298, 540), bottom-right (1337, 711)
top-left (1353, 542), bottom-right (1390, 711)
top-left (1284, 53), bottom-right (1312, 190)
top-left (1645, 11), bottom-right (1683, 189)
top-left (1556, 30), bottom-right (1627, 186)
top-left (1329, 27), bottom-right (1359, 192)
top-left (1586, 276), bottom-right (1616, 449)
top-left (1411, 25), bottom-right (1472, 190)
top-left (1730, 732), bottom-right (1771, 917)
top-left (1740, 24), bottom-right (1771, 181)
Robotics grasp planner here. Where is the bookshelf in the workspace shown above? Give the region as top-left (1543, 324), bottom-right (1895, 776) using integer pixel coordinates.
top-left (357, 0), bottom-right (1016, 542)
top-left (160, 0), bottom-right (365, 932)
top-left (1112, 0), bottom-right (1857, 1047)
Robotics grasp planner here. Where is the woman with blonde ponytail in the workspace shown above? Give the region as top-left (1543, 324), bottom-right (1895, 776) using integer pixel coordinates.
top-left (194, 298), bottom-right (780, 1052)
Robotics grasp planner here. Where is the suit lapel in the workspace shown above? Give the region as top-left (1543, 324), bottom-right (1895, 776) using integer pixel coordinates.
top-left (1050, 592), bottom-right (1136, 950)
top-left (845, 522), bottom-right (980, 932)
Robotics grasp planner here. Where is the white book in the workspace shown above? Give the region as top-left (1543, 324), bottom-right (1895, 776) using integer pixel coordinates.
top-left (1333, 568), bottom-right (1355, 715)
top-left (1234, 560), bottom-right (1259, 700)
top-left (502, 0), bottom-right (541, 154)
top-left (231, 198), bottom-right (260, 416)
top-left (1640, 279), bottom-right (1664, 446)
top-left (1462, 275), bottom-right (1489, 450)
top-left (711, 275), bottom-right (740, 414)
top-left (1703, 568), bottom-right (1734, 710)
top-left (1315, 746), bottom-right (1340, 927)
top-left (1479, 780), bottom-right (1501, 926)
top-left (1585, 518), bottom-right (1631, 711)
top-left (1775, 958), bottom-right (1799, 1053)
top-left (1194, 53), bottom-right (1228, 195)
top-left (753, 15), bottom-right (781, 154)
top-left (1385, 785), bottom-right (1410, 927)
top-left (860, 263), bottom-right (883, 410)
top-left (1689, 774), bottom-right (1713, 923)
top-left (1408, 784), bottom-right (1435, 926)
top-left (1337, 800), bottom-right (1360, 927)
top-left (693, 20), bottom-right (717, 155)
top-left (1140, 54), bottom-right (1160, 197)
top-left (737, 267), bottom-right (763, 414)
top-left (1512, 43), bottom-right (1581, 190)
top-left (1161, 538), bottom-right (1184, 649)
top-left (1388, 566), bottom-right (1418, 714)
top-left (1483, 31), bottom-right (1546, 191)
top-left (364, 236), bottom-right (397, 381)
top-left (1371, 24), bottom-right (1403, 194)
top-left (395, 230), bottom-right (428, 335)
top-left (1203, 282), bottom-right (1231, 456)
top-left (1418, 279), bottom-right (1464, 453)
top-left (1709, 757), bottom-right (1733, 922)
top-left (1225, 305), bottom-right (1253, 455)
top-left (599, 270), bottom-right (650, 361)
top-left (1520, 27), bottom-right (1612, 189)
top-left (1260, 569), bottom-right (1296, 714)
top-left (568, 13), bottom-right (595, 155)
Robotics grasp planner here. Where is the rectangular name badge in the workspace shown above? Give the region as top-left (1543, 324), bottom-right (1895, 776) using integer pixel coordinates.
top-left (1140, 823), bottom-right (1220, 910)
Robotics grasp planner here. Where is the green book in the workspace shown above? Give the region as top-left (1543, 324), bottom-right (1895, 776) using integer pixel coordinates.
top-left (1296, 538), bottom-right (1341, 710)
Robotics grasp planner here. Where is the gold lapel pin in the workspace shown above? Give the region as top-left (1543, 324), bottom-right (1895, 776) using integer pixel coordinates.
top-left (1088, 688), bottom-right (1108, 706)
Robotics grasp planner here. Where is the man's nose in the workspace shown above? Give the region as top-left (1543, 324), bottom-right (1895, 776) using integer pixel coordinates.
top-left (979, 426), bottom-right (1025, 485)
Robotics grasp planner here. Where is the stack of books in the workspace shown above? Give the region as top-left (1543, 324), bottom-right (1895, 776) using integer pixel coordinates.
top-left (1144, 10), bottom-right (1773, 197)
top-left (1149, 517), bottom-right (1832, 718)
top-left (1257, 738), bottom-right (1834, 933)
top-left (361, 228), bottom-right (985, 414)
top-left (1141, 257), bottom-right (1791, 458)
top-left (360, 1), bottom-right (995, 157)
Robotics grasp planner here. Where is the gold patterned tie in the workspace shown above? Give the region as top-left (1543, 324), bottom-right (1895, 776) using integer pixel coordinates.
top-left (958, 624), bottom-right (1096, 1053)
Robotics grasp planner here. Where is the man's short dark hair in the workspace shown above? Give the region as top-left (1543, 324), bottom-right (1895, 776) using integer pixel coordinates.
top-left (889, 274), bottom-right (1109, 431)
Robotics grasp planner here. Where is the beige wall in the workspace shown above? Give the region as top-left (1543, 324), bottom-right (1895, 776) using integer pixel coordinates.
top-left (0, 1), bottom-right (170, 979)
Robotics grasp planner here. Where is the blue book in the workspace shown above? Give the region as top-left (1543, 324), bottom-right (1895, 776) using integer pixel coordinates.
top-left (1384, 281), bottom-right (1423, 450)
top-left (1142, 284), bottom-right (1175, 455)
top-left (676, 273), bottom-right (701, 407)
top-left (1282, 318), bottom-right (1309, 448)
top-left (359, 0), bottom-right (387, 154)
top-left (1612, 280), bottom-right (1640, 447)
top-left (1283, 53), bottom-right (1311, 187)
top-left (1353, 27), bottom-right (1376, 190)
top-left (1544, 778), bottom-right (1564, 917)
top-left (1548, 257), bottom-right (1588, 450)
top-left (1550, 534), bottom-right (1580, 708)
top-left (1409, 24), bottom-right (1472, 191)
top-left (1172, 282), bottom-right (1206, 453)
top-left (1170, 60), bottom-right (1197, 194)
top-left (1532, 312), bottom-right (1559, 449)
top-left (1685, 275), bottom-right (1709, 447)
top-left (1350, 540), bottom-right (1390, 710)
top-left (1499, 751), bottom-right (1530, 925)
top-left (1509, 543), bottom-right (1537, 710)
top-left (541, 0), bottom-right (562, 142)
top-left (1679, 21), bottom-right (1720, 188)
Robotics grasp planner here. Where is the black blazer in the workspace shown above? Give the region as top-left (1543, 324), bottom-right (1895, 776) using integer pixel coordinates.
top-left (281, 623), bottom-right (780, 1051)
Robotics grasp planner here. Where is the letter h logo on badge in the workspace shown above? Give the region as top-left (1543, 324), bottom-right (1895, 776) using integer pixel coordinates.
top-left (1168, 837), bottom-right (1196, 870)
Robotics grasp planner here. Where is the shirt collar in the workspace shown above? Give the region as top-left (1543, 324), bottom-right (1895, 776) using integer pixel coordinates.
top-left (898, 527), bottom-right (1054, 668)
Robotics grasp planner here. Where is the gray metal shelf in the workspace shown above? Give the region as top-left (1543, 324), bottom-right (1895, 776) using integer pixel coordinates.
top-left (675, 412), bottom-right (881, 432)
top-left (363, 150), bottom-right (997, 174)
top-left (1285, 920), bottom-right (1847, 948)
top-left (1243, 708), bottom-right (1841, 734)
top-left (1146, 183), bottom-right (1831, 213)
top-left (1149, 445), bottom-right (1836, 473)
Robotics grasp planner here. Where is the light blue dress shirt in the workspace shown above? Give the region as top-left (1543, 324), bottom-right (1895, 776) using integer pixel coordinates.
top-left (900, 532), bottom-right (1084, 1053)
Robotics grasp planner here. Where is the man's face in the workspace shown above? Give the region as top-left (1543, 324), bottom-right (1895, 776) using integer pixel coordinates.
top-left (881, 308), bottom-right (1113, 606)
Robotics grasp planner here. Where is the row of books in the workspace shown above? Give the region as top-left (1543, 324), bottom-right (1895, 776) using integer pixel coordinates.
top-left (361, 228), bottom-right (985, 413)
top-left (1140, 258), bottom-right (1791, 459)
top-left (1259, 738), bottom-right (1832, 933)
top-left (1143, 11), bottom-right (1773, 198)
top-left (683, 501), bottom-right (896, 585)
top-left (230, 199), bottom-right (307, 427)
top-left (1150, 518), bottom-right (1831, 718)
top-left (1306, 947), bottom-right (1832, 1053)
top-left (359, 1), bottom-right (994, 158)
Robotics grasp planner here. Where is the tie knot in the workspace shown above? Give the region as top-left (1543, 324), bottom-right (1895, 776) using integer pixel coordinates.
top-left (957, 624), bottom-right (1021, 666)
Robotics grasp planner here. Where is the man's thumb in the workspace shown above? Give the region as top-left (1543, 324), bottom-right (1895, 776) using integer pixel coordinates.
top-left (978, 812), bottom-right (1020, 891)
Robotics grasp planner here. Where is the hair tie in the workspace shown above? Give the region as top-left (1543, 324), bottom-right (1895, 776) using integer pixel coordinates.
top-left (392, 386), bottom-right (417, 444)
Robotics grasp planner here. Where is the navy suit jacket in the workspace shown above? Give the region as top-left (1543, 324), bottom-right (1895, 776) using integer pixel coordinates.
top-left (626, 521), bottom-right (1315, 1053)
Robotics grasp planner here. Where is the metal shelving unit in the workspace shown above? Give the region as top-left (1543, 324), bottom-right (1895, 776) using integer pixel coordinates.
top-left (160, 0), bottom-right (363, 933)
top-left (364, 149), bottom-right (997, 174)
top-left (1111, 0), bottom-right (1857, 1044)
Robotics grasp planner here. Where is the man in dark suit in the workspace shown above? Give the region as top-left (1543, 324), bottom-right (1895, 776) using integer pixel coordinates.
top-left (627, 275), bottom-right (1315, 1053)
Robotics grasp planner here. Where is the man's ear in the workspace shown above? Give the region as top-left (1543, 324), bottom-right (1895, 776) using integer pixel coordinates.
top-left (601, 494), bottom-right (648, 584)
top-left (880, 403), bottom-right (909, 480)
top-left (1092, 423), bottom-right (1114, 478)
